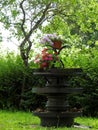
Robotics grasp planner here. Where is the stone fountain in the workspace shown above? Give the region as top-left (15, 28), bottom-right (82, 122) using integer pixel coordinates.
top-left (32, 68), bottom-right (83, 127)
top-left (32, 34), bottom-right (83, 127)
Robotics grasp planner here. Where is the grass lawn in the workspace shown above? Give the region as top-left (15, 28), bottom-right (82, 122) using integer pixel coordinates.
top-left (0, 110), bottom-right (98, 130)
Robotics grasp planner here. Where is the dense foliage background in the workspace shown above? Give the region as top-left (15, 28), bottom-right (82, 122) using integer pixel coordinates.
top-left (0, 52), bottom-right (46, 111)
top-left (0, 47), bottom-right (98, 117)
top-left (0, 0), bottom-right (98, 117)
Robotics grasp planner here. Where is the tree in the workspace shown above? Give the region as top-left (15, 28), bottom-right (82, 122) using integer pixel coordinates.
top-left (0, 0), bottom-right (58, 66)
top-left (0, 0), bottom-right (67, 108)
top-left (1, 0), bottom-right (98, 110)
top-left (1, 0), bottom-right (98, 66)
top-left (42, 0), bottom-right (98, 48)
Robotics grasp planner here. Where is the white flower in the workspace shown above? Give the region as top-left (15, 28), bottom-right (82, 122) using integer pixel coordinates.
top-left (40, 33), bottom-right (62, 46)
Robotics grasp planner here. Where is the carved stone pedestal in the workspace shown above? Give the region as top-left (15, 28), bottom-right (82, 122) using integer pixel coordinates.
top-left (32, 68), bottom-right (83, 127)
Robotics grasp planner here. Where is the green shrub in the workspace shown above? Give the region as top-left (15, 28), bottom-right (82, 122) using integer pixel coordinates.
top-left (0, 47), bottom-right (98, 117)
top-left (0, 52), bottom-right (46, 111)
top-left (65, 47), bottom-right (98, 117)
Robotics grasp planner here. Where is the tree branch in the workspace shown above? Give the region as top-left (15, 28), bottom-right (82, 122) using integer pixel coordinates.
top-left (20, 0), bottom-right (26, 37)
top-left (29, 2), bottom-right (51, 37)
top-left (20, 2), bottom-right (51, 48)
top-left (19, 2), bottom-right (52, 66)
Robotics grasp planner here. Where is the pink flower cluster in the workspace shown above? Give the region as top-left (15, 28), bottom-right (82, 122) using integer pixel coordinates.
top-left (34, 48), bottom-right (58, 69)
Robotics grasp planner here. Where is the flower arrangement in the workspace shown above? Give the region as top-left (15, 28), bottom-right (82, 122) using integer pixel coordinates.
top-left (34, 48), bottom-right (59, 69)
top-left (33, 33), bottom-right (64, 69)
top-left (40, 33), bottom-right (63, 49)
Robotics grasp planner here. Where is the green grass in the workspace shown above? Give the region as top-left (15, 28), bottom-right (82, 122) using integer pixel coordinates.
top-left (0, 110), bottom-right (98, 130)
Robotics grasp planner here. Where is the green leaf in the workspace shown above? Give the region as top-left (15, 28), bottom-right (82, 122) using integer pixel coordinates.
top-left (11, 10), bottom-right (18, 18)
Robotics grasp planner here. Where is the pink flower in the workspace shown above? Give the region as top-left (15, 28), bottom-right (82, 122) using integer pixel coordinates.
top-left (48, 54), bottom-right (52, 56)
top-left (33, 46), bottom-right (60, 69)
top-left (44, 57), bottom-right (49, 61)
top-left (40, 62), bottom-right (48, 68)
top-left (49, 57), bottom-right (53, 61)
top-left (34, 59), bottom-right (40, 63)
